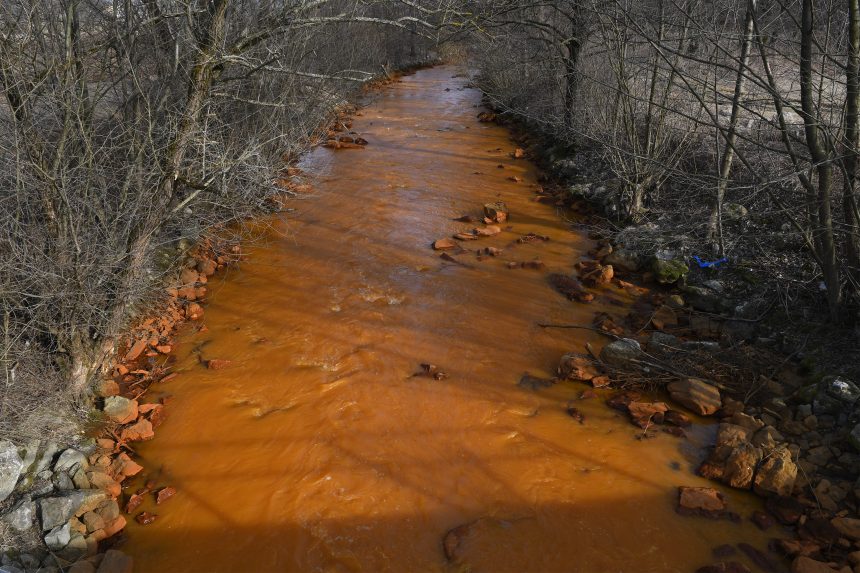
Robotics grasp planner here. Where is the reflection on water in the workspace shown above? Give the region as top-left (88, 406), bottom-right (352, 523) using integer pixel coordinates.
top-left (125, 67), bottom-right (774, 573)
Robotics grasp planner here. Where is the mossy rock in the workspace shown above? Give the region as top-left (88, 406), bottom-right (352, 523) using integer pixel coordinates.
top-left (651, 258), bottom-right (689, 284)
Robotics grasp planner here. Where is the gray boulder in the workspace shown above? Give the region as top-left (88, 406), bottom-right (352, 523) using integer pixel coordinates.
top-left (54, 449), bottom-right (88, 473)
top-left (43, 522), bottom-right (71, 551)
top-left (0, 440), bottom-right (23, 503)
top-left (5, 495), bottom-right (35, 531)
top-left (39, 492), bottom-right (85, 530)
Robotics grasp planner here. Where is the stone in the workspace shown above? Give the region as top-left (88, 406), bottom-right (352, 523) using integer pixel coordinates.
top-left (599, 338), bottom-right (642, 368)
top-left (652, 257), bottom-right (689, 284)
top-left (87, 471), bottom-right (121, 498)
top-left (44, 522), bottom-right (71, 550)
top-left (557, 353), bottom-right (598, 381)
top-left (627, 402), bottom-right (669, 428)
top-left (120, 419), bottom-right (154, 442)
top-left (696, 563), bottom-right (751, 573)
top-left (186, 302), bottom-right (204, 320)
top-left (96, 550), bottom-right (133, 573)
top-left (40, 493), bottom-right (83, 530)
top-left (767, 495), bottom-right (805, 525)
top-left (723, 442), bottom-right (763, 489)
top-left (95, 499), bottom-right (120, 522)
top-left (95, 379), bottom-right (120, 398)
top-left (667, 378), bottom-right (722, 416)
top-left (848, 424), bottom-right (860, 452)
top-left (68, 562), bottom-right (97, 573)
top-left (664, 410), bottom-right (692, 427)
top-left (754, 445), bottom-right (797, 496)
top-left (102, 397), bottom-right (138, 425)
top-left (433, 238), bottom-right (456, 250)
top-left (0, 440), bottom-right (23, 503)
top-left (82, 511), bottom-right (106, 533)
top-left (677, 486), bottom-right (727, 517)
top-left (646, 332), bottom-right (679, 354)
top-left (604, 249), bottom-right (641, 272)
top-left (482, 202), bottom-right (508, 223)
top-left (54, 449), bottom-right (88, 473)
top-left (832, 517), bottom-right (860, 541)
top-left (751, 510), bottom-right (775, 530)
top-left (156, 486), bottom-right (176, 504)
top-left (5, 496), bottom-right (35, 531)
top-left (722, 203), bottom-right (749, 222)
top-left (792, 556), bottom-right (840, 573)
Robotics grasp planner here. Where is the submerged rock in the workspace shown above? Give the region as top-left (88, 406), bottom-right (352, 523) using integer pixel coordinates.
top-left (677, 486), bottom-right (727, 517)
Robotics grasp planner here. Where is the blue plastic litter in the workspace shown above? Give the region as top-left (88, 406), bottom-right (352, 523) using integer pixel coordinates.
top-left (692, 255), bottom-right (728, 269)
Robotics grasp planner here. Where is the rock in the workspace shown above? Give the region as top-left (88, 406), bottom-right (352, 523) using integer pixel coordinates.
top-left (646, 332), bottom-right (679, 354)
top-left (96, 550), bottom-right (133, 573)
top-left (40, 492), bottom-right (86, 530)
top-left (82, 511), bottom-right (105, 533)
top-left (87, 471), bottom-right (121, 498)
top-left (667, 378), bottom-right (722, 416)
top-left (120, 419), bottom-right (154, 442)
top-left (474, 225), bottom-right (501, 237)
top-left (722, 203), bottom-right (749, 222)
top-left (723, 442), bottom-right (763, 489)
top-left (206, 359), bottom-right (232, 370)
top-left (604, 249), bottom-right (642, 272)
top-left (832, 517), bottom-right (860, 541)
top-left (54, 449), bottom-right (88, 473)
top-left (792, 556), bottom-right (840, 573)
top-left (557, 353), bottom-right (598, 381)
top-left (95, 379), bottom-right (120, 398)
top-left (751, 510), bottom-right (775, 530)
top-left (753, 445), bottom-right (797, 496)
top-left (5, 496), bottom-right (35, 531)
top-left (68, 562), bottom-right (97, 573)
top-left (548, 274), bottom-right (593, 303)
top-left (581, 264), bottom-right (614, 285)
top-left (599, 338), bottom-right (642, 368)
top-left (186, 302), bottom-right (204, 320)
top-left (433, 238), bottom-right (456, 250)
top-left (847, 423), bottom-right (860, 452)
top-left (156, 486), bottom-right (176, 504)
top-left (95, 499), bottom-right (120, 522)
top-left (102, 396), bottom-right (139, 425)
top-left (124, 338), bottom-right (148, 362)
top-left (606, 390), bottom-right (642, 411)
top-left (766, 495), bottom-right (805, 525)
top-left (134, 511), bottom-right (157, 525)
top-left (482, 202), bottom-right (508, 223)
top-left (44, 522), bottom-right (71, 550)
top-left (652, 257), bottom-right (689, 284)
top-left (0, 440), bottom-right (23, 503)
top-left (683, 285), bottom-right (726, 313)
top-left (696, 563), bottom-right (751, 573)
top-left (677, 486), bottom-right (727, 517)
top-left (627, 402), bottom-right (669, 428)
top-left (664, 410), bottom-right (692, 427)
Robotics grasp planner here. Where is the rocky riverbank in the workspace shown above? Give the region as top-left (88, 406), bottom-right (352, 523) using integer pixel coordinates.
top-left (488, 112), bottom-right (860, 572)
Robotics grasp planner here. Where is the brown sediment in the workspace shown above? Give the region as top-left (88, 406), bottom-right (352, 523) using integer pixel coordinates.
top-left (111, 66), bottom-right (783, 572)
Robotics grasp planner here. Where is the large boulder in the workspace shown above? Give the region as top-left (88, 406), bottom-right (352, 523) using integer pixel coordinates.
top-left (4, 496), bottom-right (35, 531)
top-left (39, 490), bottom-right (105, 531)
top-left (599, 338), bottom-right (642, 368)
top-left (667, 378), bottom-right (722, 416)
top-left (722, 442), bottom-right (763, 489)
top-left (54, 448), bottom-right (88, 473)
top-left (0, 440), bottom-right (23, 503)
top-left (44, 522), bottom-right (71, 551)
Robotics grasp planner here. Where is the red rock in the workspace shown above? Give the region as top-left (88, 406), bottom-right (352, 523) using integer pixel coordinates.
top-left (135, 511), bottom-right (157, 525)
top-left (507, 175), bottom-right (522, 183)
top-left (766, 495), bottom-right (805, 525)
top-left (453, 232), bottom-right (478, 241)
top-left (677, 486), bottom-right (727, 517)
top-left (186, 303), bottom-right (204, 320)
top-left (548, 274), bottom-right (593, 303)
top-left (582, 264), bottom-right (614, 286)
top-left (566, 406), bottom-right (585, 423)
top-left (433, 238), bottom-right (456, 250)
top-left (96, 379), bottom-right (120, 398)
top-left (196, 258), bottom-right (217, 277)
top-left (125, 339), bottom-right (147, 362)
top-left (88, 471), bottom-right (122, 498)
top-left (557, 353), bottom-right (598, 381)
top-left (180, 267), bottom-right (199, 285)
top-left (96, 439), bottom-right (115, 451)
top-left (579, 390), bottom-right (597, 400)
top-left (156, 487), bottom-right (176, 505)
top-left (474, 225), bottom-right (501, 237)
top-left (121, 419), bottom-right (154, 442)
top-left (177, 286), bottom-right (197, 300)
top-left (667, 378), bottom-right (722, 416)
top-left (114, 364), bottom-right (129, 376)
top-left (606, 390), bottom-right (642, 411)
top-left (138, 403), bottom-right (161, 414)
top-left (124, 494), bottom-right (143, 514)
top-left (483, 202), bottom-right (508, 223)
top-left (207, 359), bottom-right (232, 370)
top-left (627, 401), bottom-right (669, 428)
top-left (483, 247), bottom-right (502, 256)
top-left (155, 345), bottom-right (171, 354)
top-left (791, 556), bottom-right (840, 573)
top-left (590, 376), bottom-right (611, 388)
top-left (102, 516), bottom-right (127, 538)
top-left (513, 148), bottom-right (524, 158)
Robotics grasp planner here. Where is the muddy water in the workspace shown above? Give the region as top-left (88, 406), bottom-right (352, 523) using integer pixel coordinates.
top-left (126, 67), bottom-right (775, 572)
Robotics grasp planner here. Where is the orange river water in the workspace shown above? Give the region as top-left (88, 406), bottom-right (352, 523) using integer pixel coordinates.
top-left (124, 66), bottom-right (781, 573)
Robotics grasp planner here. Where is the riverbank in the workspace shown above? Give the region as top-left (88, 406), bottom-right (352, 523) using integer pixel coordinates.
top-left (0, 65), bottom-right (434, 573)
top-left (480, 97), bottom-right (860, 572)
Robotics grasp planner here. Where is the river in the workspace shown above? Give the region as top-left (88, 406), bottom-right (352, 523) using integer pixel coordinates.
top-left (124, 66), bottom-right (773, 573)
